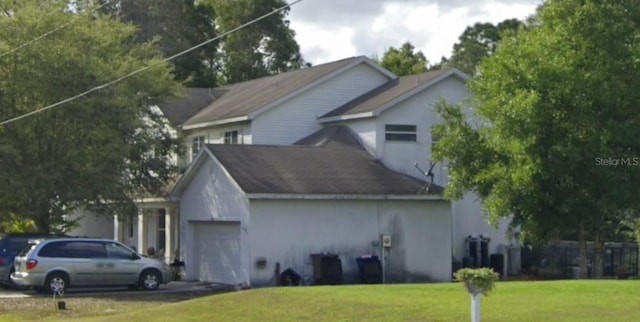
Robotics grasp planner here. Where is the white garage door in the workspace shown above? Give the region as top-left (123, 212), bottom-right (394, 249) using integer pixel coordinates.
top-left (192, 221), bottom-right (242, 285)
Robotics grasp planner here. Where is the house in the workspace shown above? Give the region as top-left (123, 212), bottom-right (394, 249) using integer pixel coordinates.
top-left (171, 126), bottom-right (451, 285)
top-left (69, 55), bottom-right (514, 284)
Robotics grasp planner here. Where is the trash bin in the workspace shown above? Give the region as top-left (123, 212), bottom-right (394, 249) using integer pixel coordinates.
top-left (490, 254), bottom-right (504, 276)
top-left (355, 255), bottom-right (382, 284)
top-left (572, 266), bottom-right (581, 279)
top-left (310, 253), bottom-right (343, 285)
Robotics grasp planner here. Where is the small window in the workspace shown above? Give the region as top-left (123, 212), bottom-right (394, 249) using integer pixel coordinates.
top-left (191, 136), bottom-right (205, 158)
top-left (224, 130), bottom-right (239, 144)
top-left (385, 124), bottom-right (417, 141)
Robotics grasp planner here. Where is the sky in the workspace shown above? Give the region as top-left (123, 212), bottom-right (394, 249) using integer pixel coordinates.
top-left (287, 0), bottom-right (542, 65)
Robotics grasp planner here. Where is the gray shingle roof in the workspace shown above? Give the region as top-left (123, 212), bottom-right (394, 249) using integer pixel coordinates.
top-left (206, 126), bottom-right (442, 195)
top-left (322, 68), bottom-right (453, 118)
top-left (181, 56), bottom-right (369, 127)
top-left (158, 88), bottom-right (224, 127)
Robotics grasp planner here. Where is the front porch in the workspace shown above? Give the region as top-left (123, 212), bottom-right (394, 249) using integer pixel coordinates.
top-left (113, 199), bottom-right (179, 264)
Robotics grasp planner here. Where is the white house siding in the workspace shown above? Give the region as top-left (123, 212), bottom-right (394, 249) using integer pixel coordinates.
top-left (342, 75), bottom-right (512, 263)
top-left (180, 124), bottom-right (252, 166)
top-left (66, 209), bottom-right (113, 238)
top-left (251, 63), bottom-right (391, 145)
top-left (374, 76), bottom-right (467, 185)
top-left (178, 156), bottom-right (251, 284)
top-left (247, 199), bottom-right (452, 286)
top-left (339, 119), bottom-right (378, 157)
top-left (451, 194), bottom-right (512, 261)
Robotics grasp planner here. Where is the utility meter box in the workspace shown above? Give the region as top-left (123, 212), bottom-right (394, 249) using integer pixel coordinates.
top-left (381, 234), bottom-right (392, 248)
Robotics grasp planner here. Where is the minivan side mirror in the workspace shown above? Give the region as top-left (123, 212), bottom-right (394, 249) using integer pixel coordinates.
top-left (130, 253), bottom-right (140, 260)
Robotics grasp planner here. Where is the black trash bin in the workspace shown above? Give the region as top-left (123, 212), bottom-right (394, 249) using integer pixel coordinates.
top-left (310, 253), bottom-right (343, 285)
top-left (355, 255), bottom-right (382, 284)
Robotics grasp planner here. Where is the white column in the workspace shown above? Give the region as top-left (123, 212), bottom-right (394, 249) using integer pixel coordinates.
top-left (113, 215), bottom-right (121, 241)
top-left (165, 208), bottom-right (172, 263)
top-left (137, 208), bottom-right (147, 255)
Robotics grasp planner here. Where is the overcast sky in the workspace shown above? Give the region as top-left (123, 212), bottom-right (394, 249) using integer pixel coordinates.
top-left (287, 0), bottom-right (542, 65)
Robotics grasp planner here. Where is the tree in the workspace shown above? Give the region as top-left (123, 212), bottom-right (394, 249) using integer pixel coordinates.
top-left (379, 42), bottom-right (428, 76)
top-left (433, 0), bottom-right (640, 277)
top-left (0, 1), bottom-right (182, 232)
top-left (99, 0), bottom-right (218, 87)
top-left (204, 0), bottom-right (303, 84)
top-left (448, 19), bottom-right (524, 75)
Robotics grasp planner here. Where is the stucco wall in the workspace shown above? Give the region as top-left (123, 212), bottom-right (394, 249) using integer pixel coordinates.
top-left (247, 199), bottom-right (452, 286)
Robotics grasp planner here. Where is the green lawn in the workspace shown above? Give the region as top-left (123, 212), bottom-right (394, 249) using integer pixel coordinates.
top-left (4, 280), bottom-right (640, 321)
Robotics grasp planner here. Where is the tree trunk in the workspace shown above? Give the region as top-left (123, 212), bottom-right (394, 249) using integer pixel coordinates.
top-left (34, 214), bottom-right (51, 234)
top-left (578, 220), bottom-right (587, 279)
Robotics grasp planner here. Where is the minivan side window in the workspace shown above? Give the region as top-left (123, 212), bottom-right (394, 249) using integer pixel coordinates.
top-left (106, 242), bottom-right (137, 260)
top-left (68, 242), bottom-right (107, 259)
top-left (39, 241), bottom-right (73, 258)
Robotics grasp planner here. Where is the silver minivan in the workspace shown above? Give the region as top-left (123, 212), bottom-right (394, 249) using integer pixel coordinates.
top-left (11, 238), bottom-right (172, 294)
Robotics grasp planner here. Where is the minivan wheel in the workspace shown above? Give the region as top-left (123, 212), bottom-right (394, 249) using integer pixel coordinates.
top-left (45, 272), bottom-right (68, 295)
top-left (139, 270), bottom-right (161, 291)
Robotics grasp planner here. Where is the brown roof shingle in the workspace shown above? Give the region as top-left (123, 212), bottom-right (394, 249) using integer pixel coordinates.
top-left (206, 126), bottom-right (442, 195)
top-left (322, 68), bottom-right (453, 118)
top-left (182, 56), bottom-right (367, 127)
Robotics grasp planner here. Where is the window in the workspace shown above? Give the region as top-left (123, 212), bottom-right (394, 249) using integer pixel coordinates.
top-left (385, 124), bottom-right (417, 141)
top-left (106, 242), bottom-right (137, 260)
top-left (224, 130), bottom-right (239, 144)
top-left (191, 136), bottom-right (205, 158)
top-left (39, 241), bottom-right (107, 258)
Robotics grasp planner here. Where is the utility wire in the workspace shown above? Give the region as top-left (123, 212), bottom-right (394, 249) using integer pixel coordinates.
top-left (0, 0), bottom-right (113, 59)
top-left (0, 0), bottom-right (304, 126)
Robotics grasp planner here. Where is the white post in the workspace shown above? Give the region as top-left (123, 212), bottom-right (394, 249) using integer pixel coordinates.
top-left (113, 215), bottom-right (120, 241)
top-left (471, 294), bottom-right (481, 322)
top-left (137, 208), bottom-right (147, 254)
top-left (164, 208), bottom-right (172, 263)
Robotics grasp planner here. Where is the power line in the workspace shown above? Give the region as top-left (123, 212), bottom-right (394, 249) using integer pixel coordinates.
top-left (0, 1), bottom-right (113, 59)
top-left (0, 0), bottom-right (304, 127)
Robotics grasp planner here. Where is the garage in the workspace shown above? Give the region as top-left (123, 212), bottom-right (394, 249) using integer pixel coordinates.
top-left (191, 221), bottom-right (242, 285)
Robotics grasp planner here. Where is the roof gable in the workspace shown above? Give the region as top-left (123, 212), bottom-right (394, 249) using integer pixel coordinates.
top-left (320, 68), bottom-right (469, 122)
top-left (180, 56), bottom-right (396, 129)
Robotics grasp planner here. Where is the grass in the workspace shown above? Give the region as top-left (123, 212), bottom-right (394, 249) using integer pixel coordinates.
top-left (2, 280), bottom-right (640, 321)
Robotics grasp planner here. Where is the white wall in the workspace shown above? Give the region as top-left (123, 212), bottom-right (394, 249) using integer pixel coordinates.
top-left (343, 74), bottom-right (512, 260)
top-left (66, 209), bottom-right (113, 238)
top-left (247, 199), bottom-right (452, 286)
top-left (178, 156), bottom-right (251, 283)
top-left (251, 63), bottom-right (390, 145)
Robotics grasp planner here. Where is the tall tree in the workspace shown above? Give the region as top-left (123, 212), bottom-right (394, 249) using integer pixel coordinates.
top-left (0, 0), bottom-right (182, 232)
top-left (204, 0), bottom-right (302, 84)
top-left (379, 42), bottom-right (428, 76)
top-left (448, 19), bottom-right (524, 75)
top-left (99, 0), bottom-right (218, 87)
top-left (433, 0), bottom-right (640, 277)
